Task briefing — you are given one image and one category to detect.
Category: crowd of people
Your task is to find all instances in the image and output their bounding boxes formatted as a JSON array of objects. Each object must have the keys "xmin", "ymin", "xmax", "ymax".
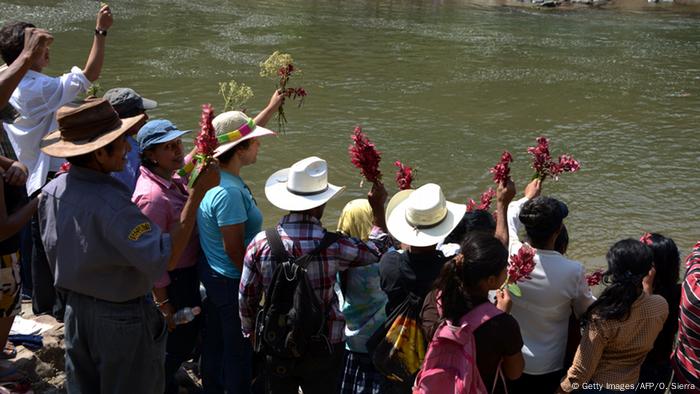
[{"xmin": 0, "ymin": 6, "xmax": 698, "ymax": 394}]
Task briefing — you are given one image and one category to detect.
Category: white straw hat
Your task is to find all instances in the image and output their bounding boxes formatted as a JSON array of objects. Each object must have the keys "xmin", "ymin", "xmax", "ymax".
[
  {"xmin": 264, "ymin": 156, "xmax": 345, "ymax": 211},
  {"xmin": 212, "ymin": 111, "xmax": 275, "ymax": 158},
  {"xmin": 385, "ymin": 183, "xmax": 465, "ymax": 247}
]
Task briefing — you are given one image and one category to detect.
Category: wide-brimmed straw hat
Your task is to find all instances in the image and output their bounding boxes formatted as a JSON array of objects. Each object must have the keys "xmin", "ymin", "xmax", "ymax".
[
  {"xmin": 40, "ymin": 98, "xmax": 146, "ymax": 158},
  {"xmin": 212, "ymin": 111, "xmax": 275, "ymax": 158},
  {"xmin": 265, "ymin": 156, "xmax": 345, "ymax": 211},
  {"xmin": 385, "ymin": 183, "xmax": 466, "ymax": 247}
]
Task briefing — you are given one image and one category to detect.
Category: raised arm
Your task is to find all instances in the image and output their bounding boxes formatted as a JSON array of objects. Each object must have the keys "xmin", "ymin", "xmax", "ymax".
[
  {"xmin": 167, "ymin": 162, "xmax": 219, "ymax": 270},
  {"xmin": 494, "ymin": 179, "xmax": 515, "ymax": 248},
  {"xmin": 82, "ymin": 5, "xmax": 113, "ymax": 82},
  {"xmin": 0, "ymin": 28, "xmax": 53, "ymax": 108},
  {"xmin": 253, "ymin": 90, "xmax": 285, "ymax": 128},
  {"xmin": 507, "ymin": 179, "xmax": 542, "ymax": 254}
]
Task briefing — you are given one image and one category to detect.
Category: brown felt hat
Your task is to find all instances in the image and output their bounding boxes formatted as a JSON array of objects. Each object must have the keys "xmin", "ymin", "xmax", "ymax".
[{"xmin": 40, "ymin": 98, "xmax": 146, "ymax": 158}]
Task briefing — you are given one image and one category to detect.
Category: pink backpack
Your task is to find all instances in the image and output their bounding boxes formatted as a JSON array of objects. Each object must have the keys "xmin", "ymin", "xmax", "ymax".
[{"xmin": 413, "ymin": 302, "xmax": 504, "ymax": 394}]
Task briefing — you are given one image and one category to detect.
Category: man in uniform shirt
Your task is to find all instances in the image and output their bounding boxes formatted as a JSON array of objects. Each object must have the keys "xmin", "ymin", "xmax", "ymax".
[{"xmin": 38, "ymin": 98, "xmax": 219, "ymax": 392}]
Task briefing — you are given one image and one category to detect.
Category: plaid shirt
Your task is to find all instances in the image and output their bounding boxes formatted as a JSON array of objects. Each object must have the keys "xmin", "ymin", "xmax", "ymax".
[{"xmin": 239, "ymin": 213, "xmax": 381, "ymax": 344}]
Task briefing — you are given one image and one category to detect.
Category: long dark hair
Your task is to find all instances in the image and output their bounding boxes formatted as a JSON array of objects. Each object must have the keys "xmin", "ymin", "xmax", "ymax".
[
  {"xmin": 443, "ymin": 210, "xmax": 496, "ymax": 245},
  {"xmin": 583, "ymin": 239, "xmax": 653, "ymax": 325},
  {"xmin": 435, "ymin": 232, "xmax": 508, "ymax": 324},
  {"xmin": 646, "ymin": 233, "xmax": 680, "ymax": 302}
]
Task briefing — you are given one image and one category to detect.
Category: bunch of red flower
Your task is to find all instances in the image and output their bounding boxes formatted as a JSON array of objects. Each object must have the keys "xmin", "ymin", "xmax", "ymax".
[
  {"xmin": 527, "ymin": 136, "xmax": 580, "ymax": 180},
  {"xmin": 490, "ymin": 151, "xmax": 513, "ymax": 186},
  {"xmin": 507, "ymin": 244, "xmax": 536, "ymax": 284},
  {"xmin": 466, "ymin": 188, "xmax": 496, "ymax": 213},
  {"xmin": 585, "ymin": 269, "xmax": 605, "ymax": 287},
  {"xmin": 179, "ymin": 104, "xmax": 218, "ymax": 186},
  {"xmin": 394, "ymin": 161, "xmax": 414, "ymax": 190},
  {"xmin": 195, "ymin": 104, "xmax": 217, "ymax": 155},
  {"xmin": 640, "ymin": 232, "xmax": 653, "ymax": 246},
  {"xmin": 349, "ymin": 126, "xmax": 382, "ymax": 184}
]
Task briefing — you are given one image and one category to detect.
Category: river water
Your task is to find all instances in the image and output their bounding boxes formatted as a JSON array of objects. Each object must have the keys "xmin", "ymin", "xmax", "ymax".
[{"xmin": 2, "ymin": 0, "xmax": 699, "ymax": 267}]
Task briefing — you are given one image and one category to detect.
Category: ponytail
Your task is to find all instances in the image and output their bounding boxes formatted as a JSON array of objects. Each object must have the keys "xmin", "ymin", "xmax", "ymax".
[{"xmin": 434, "ymin": 232, "xmax": 508, "ymax": 325}]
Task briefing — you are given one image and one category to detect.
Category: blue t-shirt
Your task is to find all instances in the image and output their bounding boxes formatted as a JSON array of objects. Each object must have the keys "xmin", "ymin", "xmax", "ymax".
[
  {"xmin": 197, "ymin": 171, "xmax": 263, "ymax": 279},
  {"xmin": 111, "ymin": 135, "xmax": 140, "ymax": 192}
]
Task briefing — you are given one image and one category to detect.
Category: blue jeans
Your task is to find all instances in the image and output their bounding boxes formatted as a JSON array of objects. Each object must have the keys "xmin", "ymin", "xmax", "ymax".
[{"xmin": 199, "ymin": 262, "xmax": 252, "ymax": 394}]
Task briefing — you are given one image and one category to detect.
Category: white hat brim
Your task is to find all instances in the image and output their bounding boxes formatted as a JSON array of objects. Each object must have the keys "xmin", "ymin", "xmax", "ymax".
[
  {"xmin": 264, "ymin": 168, "xmax": 345, "ymax": 211},
  {"xmin": 213, "ymin": 125, "xmax": 276, "ymax": 158},
  {"xmin": 385, "ymin": 189, "xmax": 466, "ymax": 247}
]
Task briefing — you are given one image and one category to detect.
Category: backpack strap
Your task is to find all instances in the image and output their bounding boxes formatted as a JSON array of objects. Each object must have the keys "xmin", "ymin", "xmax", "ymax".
[
  {"xmin": 461, "ymin": 302, "xmax": 504, "ymax": 331},
  {"xmin": 296, "ymin": 231, "xmax": 341, "ymax": 269},
  {"xmin": 310, "ymin": 231, "xmax": 341, "ymax": 255},
  {"xmin": 265, "ymin": 227, "xmax": 290, "ymax": 264}
]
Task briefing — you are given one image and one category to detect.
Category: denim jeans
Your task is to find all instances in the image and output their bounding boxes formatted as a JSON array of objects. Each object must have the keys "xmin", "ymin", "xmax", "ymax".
[
  {"xmin": 63, "ymin": 291, "xmax": 167, "ymax": 394},
  {"xmin": 199, "ymin": 262, "xmax": 252, "ymax": 394}
]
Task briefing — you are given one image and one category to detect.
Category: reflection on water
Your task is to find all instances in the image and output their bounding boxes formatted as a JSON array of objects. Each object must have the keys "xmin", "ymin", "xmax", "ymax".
[{"xmin": 2, "ymin": 0, "xmax": 699, "ymax": 266}]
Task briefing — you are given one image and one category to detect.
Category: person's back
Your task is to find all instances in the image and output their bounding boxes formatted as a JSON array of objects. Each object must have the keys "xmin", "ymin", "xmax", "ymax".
[
  {"xmin": 509, "ymin": 250, "xmax": 590, "ymax": 373},
  {"xmin": 239, "ymin": 156, "xmax": 387, "ymax": 394},
  {"xmin": 672, "ymin": 241, "xmax": 700, "ymax": 389},
  {"xmin": 506, "ymin": 184, "xmax": 595, "ymax": 392},
  {"xmin": 559, "ymin": 239, "xmax": 668, "ymax": 393}
]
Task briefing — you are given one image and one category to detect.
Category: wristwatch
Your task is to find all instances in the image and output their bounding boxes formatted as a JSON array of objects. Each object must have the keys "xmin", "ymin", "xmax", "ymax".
[{"xmin": 95, "ymin": 28, "xmax": 108, "ymax": 37}]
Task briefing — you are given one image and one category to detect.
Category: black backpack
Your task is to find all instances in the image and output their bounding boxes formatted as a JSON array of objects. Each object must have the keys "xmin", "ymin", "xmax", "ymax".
[{"xmin": 254, "ymin": 228, "xmax": 340, "ymax": 359}]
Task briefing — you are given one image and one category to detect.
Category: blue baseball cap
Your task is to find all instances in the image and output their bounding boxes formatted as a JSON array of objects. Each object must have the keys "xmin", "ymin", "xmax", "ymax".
[{"xmin": 136, "ymin": 119, "xmax": 190, "ymax": 153}]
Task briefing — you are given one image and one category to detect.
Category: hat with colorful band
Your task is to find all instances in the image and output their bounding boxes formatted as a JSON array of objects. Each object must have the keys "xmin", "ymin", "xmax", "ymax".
[{"xmin": 212, "ymin": 111, "xmax": 275, "ymax": 158}]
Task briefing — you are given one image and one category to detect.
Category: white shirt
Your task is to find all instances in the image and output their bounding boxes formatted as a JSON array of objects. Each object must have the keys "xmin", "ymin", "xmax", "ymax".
[
  {"xmin": 4, "ymin": 67, "xmax": 91, "ymax": 195},
  {"xmin": 507, "ymin": 197, "xmax": 595, "ymax": 375}
]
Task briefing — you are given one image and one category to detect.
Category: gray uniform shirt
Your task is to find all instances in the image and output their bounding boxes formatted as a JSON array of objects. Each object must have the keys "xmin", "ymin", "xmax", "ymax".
[{"xmin": 39, "ymin": 165, "xmax": 172, "ymax": 302}]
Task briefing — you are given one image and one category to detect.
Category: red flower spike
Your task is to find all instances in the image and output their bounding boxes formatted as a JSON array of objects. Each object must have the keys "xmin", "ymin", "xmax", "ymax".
[
  {"xmin": 508, "ymin": 244, "xmax": 536, "ymax": 284},
  {"xmin": 490, "ymin": 151, "xmax": 513, "ymax": 186},
  {"xmin": 527, "ymin": 136, "xmax": 580, "ymax": 180},
  {"xmin": 466, "ymin": 199, "xmax": 477, "ymax": 213},
  {"xmin": 394, "ymin": 160, "xmax": 415, "ymax": 191},
  {"xmin": 478, "ymin": 188, "xmax": 496, "ymax": 211},
  {"xmin": 349, "ymin": 126, "xmax": 382, "ymax": 184},
  {"xmin": 195, "ymin": 104, "xmax": 217, "ymax": 156},
  {"xmin": 586, "ymin": 269, "xmax": 605, "ymax": 287},
  {"xmin": 640, "ymin": 232, "xmax": 653, "ymax": 246}
]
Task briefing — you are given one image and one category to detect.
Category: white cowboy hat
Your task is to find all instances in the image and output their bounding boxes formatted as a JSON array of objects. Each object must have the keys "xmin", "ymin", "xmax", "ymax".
[
  {"xmin": 265, "ymin": 156, "xmax": 345, "ymax": 211},
  {"xmin": 212, "ymin": 111, "xmax": 275, "ymax": 158},
  {"xmin": 385, "ymin": 183, "xmax": 466, "ymax": 247}
]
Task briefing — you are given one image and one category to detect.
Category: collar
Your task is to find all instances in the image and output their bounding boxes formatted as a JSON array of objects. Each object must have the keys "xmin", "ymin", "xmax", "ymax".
[
  {"xmin": 220, "ymin": 170, "xmax": 243, "ymax": 185},
  {"xmin": 138, "ymin": 165, "xmax": 179, "ymax": 190},
  {"xmin": 69, "ymin": 165, "xmax": 131, "ymax": 194},
  {"xmin": 537, "ymin": 249, "xmax": 563, "ymax": 257},
  {"xmin": 279, "ymin": 213, "xmax": 323, "ymax": 227}
]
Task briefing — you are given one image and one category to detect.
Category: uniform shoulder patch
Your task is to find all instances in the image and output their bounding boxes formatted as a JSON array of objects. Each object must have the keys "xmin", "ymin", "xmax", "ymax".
[{"xmin": 128, "ymin": 222, "xmax": 152, "ymax": 241}]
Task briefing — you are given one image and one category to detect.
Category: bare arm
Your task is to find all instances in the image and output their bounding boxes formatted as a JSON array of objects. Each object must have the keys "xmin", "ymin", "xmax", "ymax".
[
  {"xmin": 0, "ymin": 28, "xmax": 53, "ymax": 108},
  {"xmin": 502, "ymin": 352, "xmax": 525, "ymax": 381},
  {"xmin": 166, "ymin": 163, "xmax": 219, "ymax": 270},
  {"xmin": 253, "ymin": 90, "xmax": 284, "ymax": 128},
  {"xmin": 494, "ymin": 179, "xmax": 515, "ymax": 248},
  {"xmin": 368, "ymin": 181, "xmax": 388, "ymax": 233},
  {"xmin": 0, "ymin": 176, "xmax": 38, "ymax": 241},
  {"xmin": 221, "ymin": 223, "xmax": 246, "ymax": 272},
  {"xmin": 82, "ymin": 5, "xmax": 113, "ymax": 82}
]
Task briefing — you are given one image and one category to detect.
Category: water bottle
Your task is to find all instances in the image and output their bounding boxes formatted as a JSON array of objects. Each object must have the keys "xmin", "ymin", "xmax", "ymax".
[{"xmin": 173, "ymin": 306, "xmax": 201, "ymax": 325}]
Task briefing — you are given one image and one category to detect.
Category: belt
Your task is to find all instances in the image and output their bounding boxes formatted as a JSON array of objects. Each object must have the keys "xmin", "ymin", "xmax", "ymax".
[{"xmin": 59, "ymin": 288, "xmax": 146, "ymax": 305}]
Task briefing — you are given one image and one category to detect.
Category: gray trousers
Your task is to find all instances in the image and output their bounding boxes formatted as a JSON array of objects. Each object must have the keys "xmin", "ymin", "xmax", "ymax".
[{"xmin": 63, "ymin": 291, "xmax": 167, "ymax": 394}]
